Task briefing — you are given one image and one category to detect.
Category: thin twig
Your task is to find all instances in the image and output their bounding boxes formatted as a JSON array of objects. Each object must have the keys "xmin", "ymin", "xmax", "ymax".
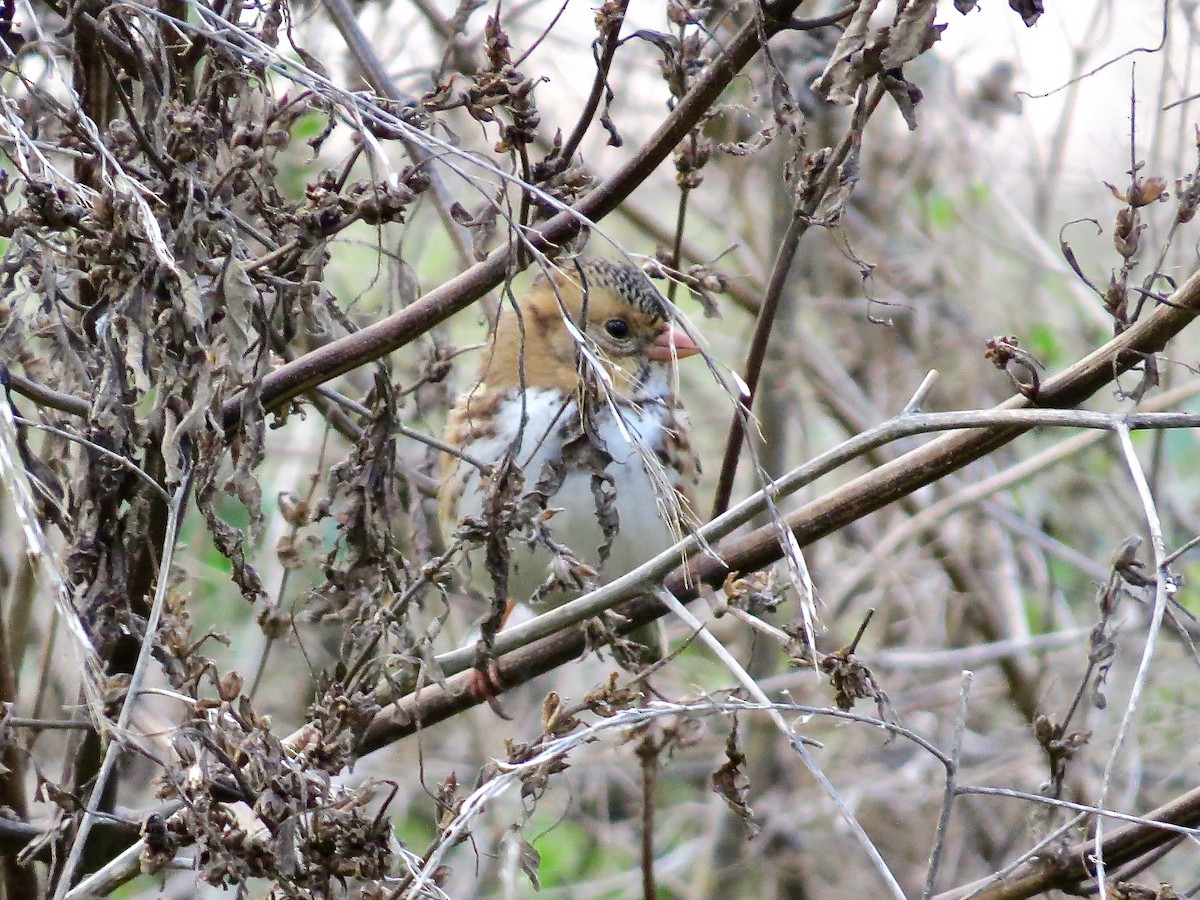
[
  {"xmin": 638, "ymin": 729, "xmax": 658, "ymax": 900},
  {"xmin": 706, "ymin": 597, "xmax": 793, "ymax": 645},
  {"xmin": 1164, "ymin": 530, "xmax": 1200, "ymax": 567},
  {"xmin": 785, "ymin": 4, "xmax": 857, "ymax": 30},
  {"xmin": 1089, "ymin": 423, "xmax": 1173, "ymax": 888},
  {"xmin": 13, "ymin": 416, "xmax": 169, "ymax": 503},
  {"xmin": 954, "ymin": 785, "xmax": 1199, "ymax": 839},
  {"xmin": 903, "ymin": 369, "xmax": 941, "ymax": 414},
  {"xmin": 861, "ymin": 629, "xmax": 1092, "ymax": 672},
  {"xmin": 559, "ymin": 0, "xmax": 630, "ymax": 162},
  {"xmin": 3, "ymin": 717, "xmax": 94, "ymax": 731},
  {"xmin": 922, "ymin": 671, "xmax": 973, "ymax": 900}
]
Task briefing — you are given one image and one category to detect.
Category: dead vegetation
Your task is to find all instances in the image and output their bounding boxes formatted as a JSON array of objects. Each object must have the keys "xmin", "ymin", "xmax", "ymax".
[{"xmin": 3, "ymin": 0, "xmax": 1200, "ymax": 898}]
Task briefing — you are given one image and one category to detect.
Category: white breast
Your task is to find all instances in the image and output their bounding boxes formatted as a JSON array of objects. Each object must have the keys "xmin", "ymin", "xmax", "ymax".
[{"xmin": 453, "ymin": 386, "xmax": 685, "ymax": 606}]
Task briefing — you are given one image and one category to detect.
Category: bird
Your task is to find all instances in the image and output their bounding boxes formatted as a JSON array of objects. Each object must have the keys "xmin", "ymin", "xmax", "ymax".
[{"xmin": 438, "ymin": 258, "xmax": 702, "ymax": 692}]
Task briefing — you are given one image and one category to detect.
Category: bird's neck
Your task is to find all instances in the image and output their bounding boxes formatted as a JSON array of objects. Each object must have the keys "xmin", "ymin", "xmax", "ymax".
[{"xmin": 614, "ymin": 358, "xmax": 675, "ymax": 405}]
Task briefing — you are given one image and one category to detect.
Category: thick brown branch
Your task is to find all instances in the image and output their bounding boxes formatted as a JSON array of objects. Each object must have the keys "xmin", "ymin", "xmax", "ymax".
[
  {"xmin": 934, "ymin": 784, "xmax": 1200, "ymax": 899},
  {"xmin": 229, "ymin": 0, "xmax": 810, "ymax": 428},
  {"xmin": 361, "ymin": 264, "xmax": 1200, "ymax": 751}
]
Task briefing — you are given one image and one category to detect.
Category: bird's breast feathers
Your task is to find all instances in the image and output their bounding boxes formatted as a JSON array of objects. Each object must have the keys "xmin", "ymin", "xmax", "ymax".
[{"xmin": 443, "ymin": 385, "xmax": 696, "ymax": 602}]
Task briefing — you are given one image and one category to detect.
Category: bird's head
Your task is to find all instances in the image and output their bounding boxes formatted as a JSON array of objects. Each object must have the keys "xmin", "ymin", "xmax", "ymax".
[{"xmin": 482, "ymin": 259, "xmax": 701, "ymax": 397}]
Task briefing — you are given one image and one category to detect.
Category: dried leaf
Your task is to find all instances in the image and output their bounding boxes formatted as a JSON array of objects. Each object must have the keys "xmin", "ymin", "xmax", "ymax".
[
  {"xmin": 1009, "ymin": 0, "xmax": 1044, "ymax": 27},
  {"xmin": 882, "ymin": 70, "xmax": 925, "ymax": 131},
  {"xmin": 879, "ymin": 0, "xmax": 939, "ymax": 71},
  {"xmin": 504, "ymin": 826, "xmax": 543, "ymax": 889},
  {"xmin": 711, "ymin": 717, "xmax": 759, "ymax": 838},
  {"xmin": 812, "ymin": 0, "xmax": 882, "ymax": 104}
]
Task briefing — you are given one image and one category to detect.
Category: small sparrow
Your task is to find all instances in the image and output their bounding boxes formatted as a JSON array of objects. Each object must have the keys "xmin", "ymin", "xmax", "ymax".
[{"xmin": 439, "ymin": 259, "xmax": 702, "ymax": 677}]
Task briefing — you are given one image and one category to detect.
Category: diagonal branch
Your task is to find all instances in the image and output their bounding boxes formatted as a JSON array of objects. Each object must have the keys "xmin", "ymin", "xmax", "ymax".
[
  {"xmin": 934, "ymin": 784, "xmax": 1200, "ymax": 900},
  {"xmin": 696, "ymin": 266, "xmax": 1200, "ymax": 582},
  {"xmin": 226, "ymin": 0, "xmax": 813, "ymax": 428},
  {"xmin": 361, "ymin": 261, "xmax": 1200, "ymax": 749}
]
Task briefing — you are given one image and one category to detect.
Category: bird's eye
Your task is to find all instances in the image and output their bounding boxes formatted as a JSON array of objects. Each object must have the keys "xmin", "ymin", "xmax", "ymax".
[{"xmin": 604, "ymin": 318, "xmax": 631, "ymax": 340}]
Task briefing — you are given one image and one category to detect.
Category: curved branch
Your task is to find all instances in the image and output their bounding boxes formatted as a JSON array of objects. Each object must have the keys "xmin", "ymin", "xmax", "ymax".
[
  {"xmin": 4, "ymin": 370, "xmax": 90, "ymax": 418},
  {"xmin": 934, "ymin": 783, "xmax": 1200, "ymax": 899},
  {"xmin": 361, "ymin": 262, "xmax": 1200, "ymax": 750},
  {"xmin": 227, "ymin": 0, "xmax": 811, "ymax": 428}
]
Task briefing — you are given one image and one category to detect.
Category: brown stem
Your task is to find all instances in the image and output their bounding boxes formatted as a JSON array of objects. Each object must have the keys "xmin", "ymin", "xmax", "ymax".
[
  {"xmin": 638, "ymin": 734, "xmax": 659, "ymax": 900},
  {"xmin": 559, "ymin": 0, "xmax": 630, "ymax": 163},
  {"xmin": 709, "ymin": 207, "xmax": 808, "ymax": 516},
  {"xmin": 934, "ymin": 788, "xmax": 1200, "ymax": 900},
  {"xmin": 711, "ymin": 83, "xmax": 886, "ymax": 516}
]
